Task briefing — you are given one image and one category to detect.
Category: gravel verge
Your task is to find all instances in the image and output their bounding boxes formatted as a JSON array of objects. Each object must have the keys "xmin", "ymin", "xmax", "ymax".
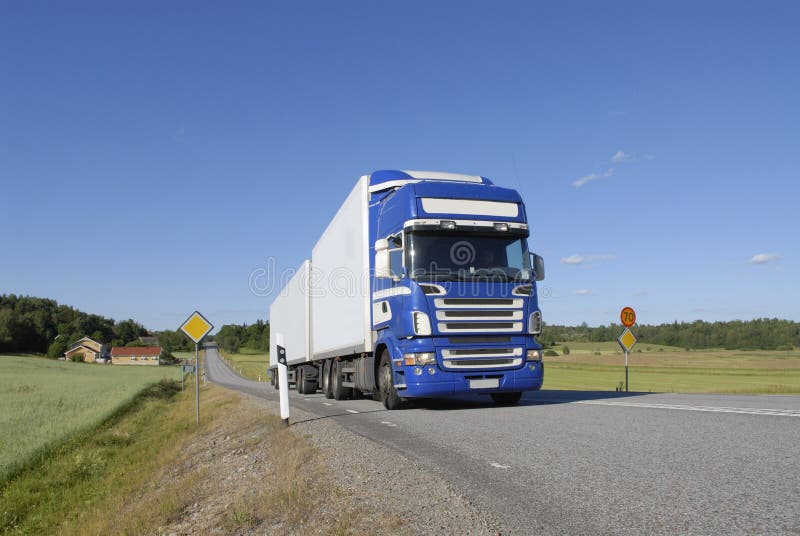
[{"xmin": 237, "ymin": 391, "xmax": 504, "ymax": 535}]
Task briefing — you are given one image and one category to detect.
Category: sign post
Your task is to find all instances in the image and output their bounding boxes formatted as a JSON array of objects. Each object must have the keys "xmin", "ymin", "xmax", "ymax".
[
  {"xmin": 617, "ymin": 307, "xmax": 637, "ymax": 392},
  {"xmin": 276, "ymin": 332, "xmax": 290, "ymax": 426},
  {"xmin": 179, "ymin": 311, "xmax": 214, "ymax": 425}
]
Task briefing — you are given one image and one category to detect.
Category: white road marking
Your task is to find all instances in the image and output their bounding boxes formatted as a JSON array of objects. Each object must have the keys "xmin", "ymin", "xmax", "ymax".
[
  {"xmin": 346, "ymin": 409, "xmax": 359, "ymax": 414},
  {"xmin": 490, "ymin": 462, "xmax": 510, "ymax": 469},
  {"xmin": 323, "ymin": 402, "xmax": 332, "ymax": 406},
  {"xmin": 576, "ymin": 400, "xmax": 800, "ymax": 417},
  {"xmin": 381, "ymin": 421, "xmax": 398, "ymax": 427}
]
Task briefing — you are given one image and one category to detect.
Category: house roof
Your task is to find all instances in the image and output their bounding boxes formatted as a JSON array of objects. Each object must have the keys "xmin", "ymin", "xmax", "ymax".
[
  {"xmin": 67, "ymin": 337, "xmax": 102, "ymax": 352},
  {"xmin": 111, "ymin": 346, "xmax": 162, "ymax": 357},
  {"xmin": 65, "ymin": 344, "xmax": 99, "ymax": 355}
]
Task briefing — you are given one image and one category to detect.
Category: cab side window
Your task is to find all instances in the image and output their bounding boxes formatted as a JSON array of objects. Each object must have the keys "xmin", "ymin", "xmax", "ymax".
[{"xmin": 388, "ymin": 234, "xmax": 403, "ymax": 278}]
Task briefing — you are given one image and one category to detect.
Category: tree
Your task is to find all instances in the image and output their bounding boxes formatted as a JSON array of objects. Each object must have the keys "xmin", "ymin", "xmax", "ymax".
[{"xmin": 114, "ymin": 319, "xmax": 147, "ymax": 345}]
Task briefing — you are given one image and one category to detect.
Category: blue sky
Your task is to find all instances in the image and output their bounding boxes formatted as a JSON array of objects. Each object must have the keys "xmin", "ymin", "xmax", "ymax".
[{"xmin": 1, "ymin": 1, "xmax": 798, "ymax": 331}]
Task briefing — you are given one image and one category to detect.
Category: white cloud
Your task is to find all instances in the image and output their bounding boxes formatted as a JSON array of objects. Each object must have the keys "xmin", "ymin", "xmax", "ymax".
[
  {"xmin": 572, "ymin": 167, "xmax": 614, "ymax": 188},
  {"xmin": 749, "ymin": 253, "xmax": 781, "ymax": 265},
  {"xmin": 611, "ymin": 150, "xmax": 631, "ymax": 163},
  {"xmin": 560, "ymin": 255, "xmax": 585, "ymax": 265},
  {"xmin": 560, "ymin": 253, "xmax": 615, "ymax": 265},
  {"xmin": 574, "ymin": 289, "xmax": 592, "ymax": 296}
]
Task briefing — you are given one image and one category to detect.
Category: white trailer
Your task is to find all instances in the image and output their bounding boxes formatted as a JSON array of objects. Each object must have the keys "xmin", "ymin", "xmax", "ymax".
[
  {"xmin": 269, "ymin": 176, "xmax": 371, "ymax": 392},
  {"xmin": 269, "ymin": 259, "xmax": 312, "ymax": 369},
  {"xmin": 310, "ymin": 176, "xmax": 371, "ymax": 359}
]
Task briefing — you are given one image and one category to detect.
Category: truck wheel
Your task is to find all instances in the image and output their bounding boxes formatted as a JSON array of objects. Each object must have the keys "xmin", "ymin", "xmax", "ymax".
[
  {"xmin": 301, "ymin": 367, "xmax": 317, "ymax": 394},
  {"xmin": 379, "ymin": 351, "xmax": 402, "ymax": 410},
  {"xmin": 332, "ymin": 360, "xmax": 352, "ymax": 400},
  {"xmin": 271, "ymin": 370, "xmax": 278, "ymax": 389},
  {"xmin": 322, "ymin": 360, "xmax": 333, "ymax": 398},
  {"xmin": 490, "ymin": 392, "xmax": 522, "ymax": 405},
  {"xmin": 296, "ymin": 367, "xmax": 304, "ymax": 393}
]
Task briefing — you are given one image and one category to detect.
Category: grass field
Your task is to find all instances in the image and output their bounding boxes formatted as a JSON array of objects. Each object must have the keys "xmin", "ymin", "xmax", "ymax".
[
  {"xmin": 1, "ymin": 381, "xmax": 400, "ymax": 534},
  {"xmin": 216, "ymin": 343, "xmax": 800, "ymax": 394},
  {"xmin": 544, "ymin": 345, "xmax": 800, "ymax": 393},
  {"xmin": 219, "ymin": 347, "xmax": 269, "ymax": 381},
  {"xmin": 0, "ymin": 355, "xmax": 180, "ymax": 483},
  {"xmin": 551, "ymin": 341, "xmax": 684, "ymax": 354}
]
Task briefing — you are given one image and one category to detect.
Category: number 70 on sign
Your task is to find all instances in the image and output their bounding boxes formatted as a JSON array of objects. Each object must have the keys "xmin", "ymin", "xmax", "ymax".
[{"xmin": 620, "ymin": 307, "xmax": 636, "ymax": 328}]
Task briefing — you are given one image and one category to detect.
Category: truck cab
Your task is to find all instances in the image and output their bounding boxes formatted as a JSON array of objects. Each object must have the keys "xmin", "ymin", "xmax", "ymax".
[{"xmin": 368, "ymin": 170, "xmax": 545, "ymax": 407}]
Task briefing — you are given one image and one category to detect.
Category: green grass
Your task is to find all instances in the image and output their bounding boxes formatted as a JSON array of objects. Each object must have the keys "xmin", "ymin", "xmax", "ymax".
[
  {"xmin": 554, "ymin": 341, "xmax": 684, "ymax": 354},
  {"xmin": 1, "ymin": 379, "xmax": 401, "ymax": 535},
  {"xmin": 0, "ymin": 355, "xmax": 180, "ymax": 483},
  {"xmin": 219, "ymin": 347, "xmax": 269, "ymax": 381},
  {"xmin": 0, "ymin": 381, "xmax": 231, "ymax": 535},
  {"xmin": 543, "ymin": 346, "xmax": 800, "ymax": 393}
]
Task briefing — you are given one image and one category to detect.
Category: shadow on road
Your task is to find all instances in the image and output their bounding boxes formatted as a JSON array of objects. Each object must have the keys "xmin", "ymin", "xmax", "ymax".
[
  {"xmin": 412, "ymin": 389, "xmax": 651, "ymax": 411},
  {"xmin": 288, "ymin": 408, "xmax": 388, "ymax": 426}
]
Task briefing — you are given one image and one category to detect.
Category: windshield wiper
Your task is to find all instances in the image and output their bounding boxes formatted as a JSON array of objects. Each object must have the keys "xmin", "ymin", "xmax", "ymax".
[{"xmin": 457, "ymin": 269, "xmax": 515, "ymax": 282}]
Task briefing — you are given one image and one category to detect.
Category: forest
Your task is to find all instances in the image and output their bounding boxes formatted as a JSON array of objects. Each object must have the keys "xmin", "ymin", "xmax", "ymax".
[
  {"xmin": 212, "ymin": 320, "xmax": 269, "ymax": 354},
  {"xmin": 213, "ymin": 317, "xmax": 798, "ymax": 353},
  {"xmin": 2, "ymin": 295, "xmax": 797, "ymax": 358},
  {"xmin": 0, "ymin": 295, "xmax": 194, "ymax": 357},
  {"xmin": 540, "ymin": 318, "xmax": 799, "ymax": 350}
]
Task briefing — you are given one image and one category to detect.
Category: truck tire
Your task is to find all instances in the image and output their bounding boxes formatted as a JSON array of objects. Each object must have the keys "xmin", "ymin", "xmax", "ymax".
[
  {"xmin": 322, "ymin": 359, "xmax": 333, "ymax": 399},
  {"xmin": 296, "ymin": 367, "xmax": 304, "ymax": 393},
  {"xmin": 379, "ymin": 351, "xmax": 403, "ymax": 410},
  {"xmin": 490, "ymin": 392, "xmax": 522, "ymax": 405},
  {"xmin": 271, "ymin": 370, "xmax": 278, "ymax": 389},
  {"xmin": 302, "ymin": 367, "xmax": 317, "ymax": 394},
  {"xmin": 332, "ymin": 360, "xmax": 352, "ymax": 400}
]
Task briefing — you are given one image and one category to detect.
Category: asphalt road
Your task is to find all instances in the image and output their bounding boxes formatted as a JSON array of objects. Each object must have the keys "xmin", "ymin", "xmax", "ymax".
[{"xmin": 203, "ymin": 346, "xmax": 800, "ymax": 535}]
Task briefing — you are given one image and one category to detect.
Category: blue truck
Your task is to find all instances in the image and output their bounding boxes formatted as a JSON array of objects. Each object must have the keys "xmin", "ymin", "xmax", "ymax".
[{"xmin": 269, "ymin": 170, "xmax": 545, "ymax": 409}]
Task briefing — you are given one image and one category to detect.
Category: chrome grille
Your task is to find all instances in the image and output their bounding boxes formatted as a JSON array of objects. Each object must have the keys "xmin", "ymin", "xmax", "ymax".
[
  {"xmin": 444, "ymin": 358, "xmax": 521, "ymax": 369},
  {"xmin": 441, "ymin": 347, "xmax": 523, "ymax": 370},
  {"xmin": 436, "ymin": 310, "xmax": 523, "ymax": 321},
  {"xmin": 434, "ymin": 298, "xmax": 523, "ymax": 309},
  {"xmin": 435, "ymin": 298, "xmax": 525, "ymax": 334}
]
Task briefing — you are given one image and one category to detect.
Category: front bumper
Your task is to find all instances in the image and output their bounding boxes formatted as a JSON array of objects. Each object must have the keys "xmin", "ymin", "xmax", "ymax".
[{"xmin": 396, "ymin": 360, "xmax": 543, "ymax": 398}]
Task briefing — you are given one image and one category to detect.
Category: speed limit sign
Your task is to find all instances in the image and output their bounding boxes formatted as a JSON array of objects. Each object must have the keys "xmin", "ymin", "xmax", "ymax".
[{"xmin": 620, "ymin": 307, "xmax": 636, "ymax": 327}]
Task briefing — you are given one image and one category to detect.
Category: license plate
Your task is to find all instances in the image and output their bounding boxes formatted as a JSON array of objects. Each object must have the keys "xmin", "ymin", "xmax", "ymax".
[{"xmin": 469, "ymin": 378, "xmax": 499, "ymax": 389}]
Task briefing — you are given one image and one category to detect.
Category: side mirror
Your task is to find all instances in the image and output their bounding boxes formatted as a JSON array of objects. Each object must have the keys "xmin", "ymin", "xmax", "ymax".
[
  {"xmin": 532, "ymin": 253, "xmax": 545, "ymax": 281},
  {"xmin": 375, "ymin": 239, "xmax": 391, "ymax": 278}
]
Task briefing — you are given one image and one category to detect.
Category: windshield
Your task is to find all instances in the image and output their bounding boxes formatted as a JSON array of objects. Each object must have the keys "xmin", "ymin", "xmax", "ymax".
[{"xmin": 406, "ymin": 232, "xmax": 531, "ymax": 282}]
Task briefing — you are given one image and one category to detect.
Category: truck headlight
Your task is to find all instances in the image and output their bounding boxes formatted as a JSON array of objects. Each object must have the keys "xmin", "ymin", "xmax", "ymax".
[
  {"xmin": 403, "ymin": 352, "xmax": 436, "ymax": 366},
  {"xmin": 412, "ymin": 311, "xmax": 431, "ymax": 335},
  {"xmin": 526, "ymin": 349, "xmax": 542, "ymax": 362},
  {"xmin": 528, "ymin": 311, "xmax": 542, "ymax": 335}
]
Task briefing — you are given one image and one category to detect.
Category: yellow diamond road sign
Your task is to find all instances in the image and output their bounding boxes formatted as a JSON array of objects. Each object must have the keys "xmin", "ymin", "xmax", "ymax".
[
  {"xmin": 618, "ymin": 328, "xmax": 637, "ymax": 353},
  {"xmin": 180, "ymin": 311, "xmax": 214, "ymax": 343}
]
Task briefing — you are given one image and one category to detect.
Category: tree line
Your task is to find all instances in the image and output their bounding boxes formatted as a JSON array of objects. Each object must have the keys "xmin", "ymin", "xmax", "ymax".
[
  {"xmin": 541, "ymin": 318, "xmax": 799, "ymax": 350},
  {"xmin": 213, "ymin": 320, "xmax": 269, "ymax": 354},
  {"xmin": 3, "ymin": 294, "xmax": 796, "ymax": 357},
  {"xmin": 0, "ymin": 295, "xmax": 194, "ymax": 358}
]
